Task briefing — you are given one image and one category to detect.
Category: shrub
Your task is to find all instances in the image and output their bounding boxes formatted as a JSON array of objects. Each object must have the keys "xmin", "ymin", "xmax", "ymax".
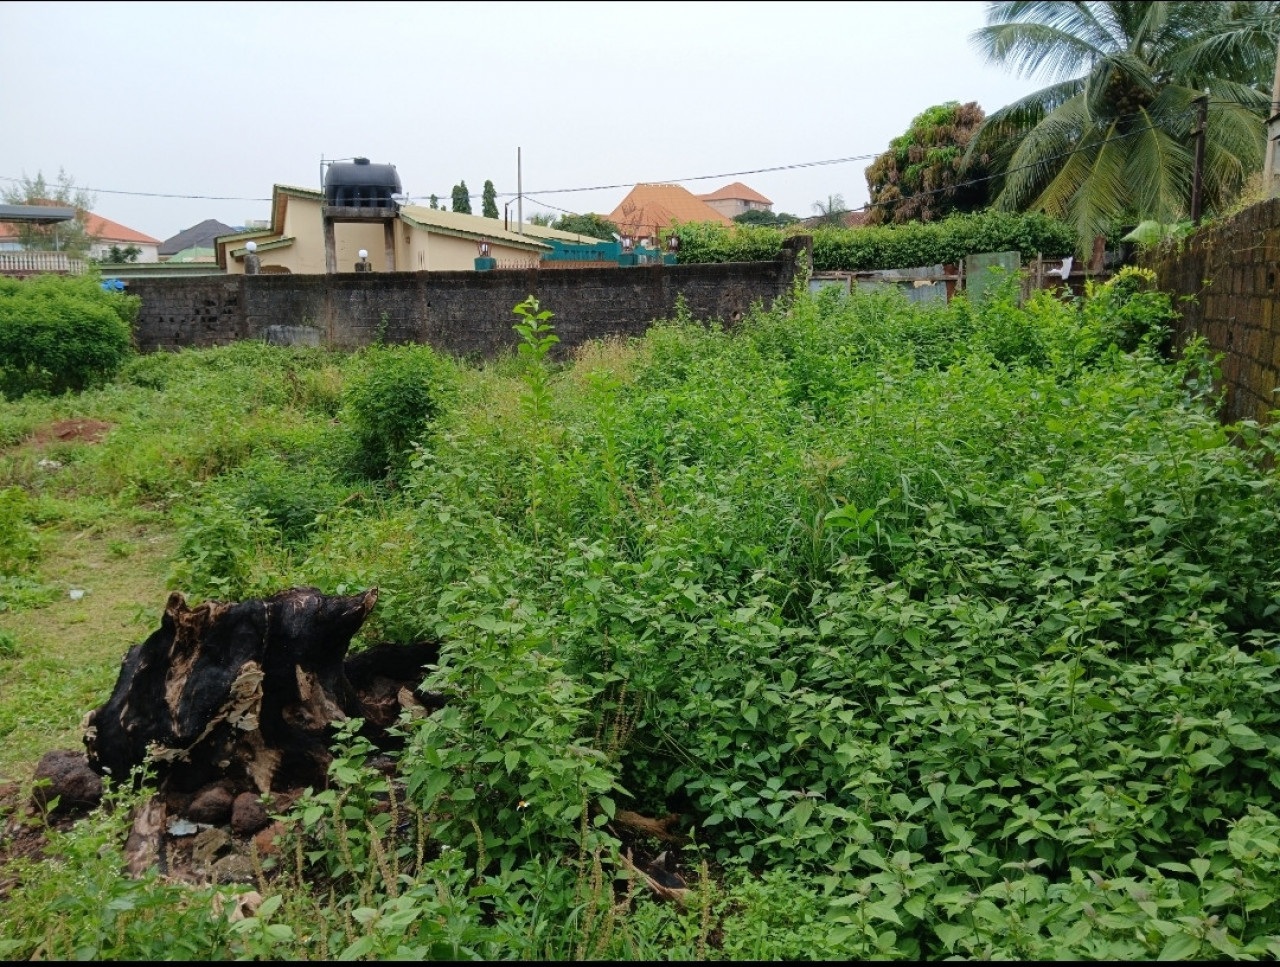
[
  {"xmin": 204, "ymin": 453, "xmax": 351, "ymax": 546},
  {"xmin": 338, "ymin": 344, "xmax": 455, "ymax": 479},
  {"xmin": 169, "ymin": 493, "xmax": 276, "ymax": 600},
  {"xmin": 674, "ymin": 210, "xmax": 1076, "ymax": 272},
  {"xmin": 0, "ymin": 273, "xmax": 137, "ymax": 397},
  {"xmin": 1081, "ymin": 265, "xmax": 1179, "ymax": 353}
]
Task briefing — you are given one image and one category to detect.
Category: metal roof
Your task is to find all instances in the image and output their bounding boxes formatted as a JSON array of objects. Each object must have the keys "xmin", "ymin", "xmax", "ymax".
[
  {"xmin": 0, "ymin": 204, "xmax": 76, "ymax": 225},
  {"xmin": 399, "ymin": 206, "xmax": 551, "ymax": 251}
]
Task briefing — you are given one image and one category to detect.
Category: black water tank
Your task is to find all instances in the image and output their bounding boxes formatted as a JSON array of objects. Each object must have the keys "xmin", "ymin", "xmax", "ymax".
[{"xmin": 324, "ymin": 157, "xmax": 402, "ymax": 208}]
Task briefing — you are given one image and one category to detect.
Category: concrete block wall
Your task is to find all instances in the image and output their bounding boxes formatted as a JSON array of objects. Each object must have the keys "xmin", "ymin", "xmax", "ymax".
[
  {"xmin": 1145, "ymin": 198, "xmax": 1280, "ymax": 425},
  {"xmin": 129, "ymin": 277, "xmax": 247, "ymax": 352},
  {"xmin": 130, "ymin": 248, "xmax": 805, "ymax": 361}
]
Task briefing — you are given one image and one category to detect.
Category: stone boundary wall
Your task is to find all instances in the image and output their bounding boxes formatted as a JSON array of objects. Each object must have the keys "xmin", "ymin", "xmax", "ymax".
[
  {"xmin": 130, "ymin": 239, "xmax": 809, "ymax": 360},
  {"xmin": 1144, "ymin": 198, "xmax": 1280, "ymax": 425}
]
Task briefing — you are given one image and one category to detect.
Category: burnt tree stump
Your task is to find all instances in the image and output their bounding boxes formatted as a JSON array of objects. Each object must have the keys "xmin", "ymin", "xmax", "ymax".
[{"xmin": 84, "ymin": 587, "xmax": 438, "ymax": 795}]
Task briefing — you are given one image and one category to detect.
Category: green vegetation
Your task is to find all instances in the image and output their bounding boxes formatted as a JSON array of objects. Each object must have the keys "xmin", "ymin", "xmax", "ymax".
[
  {"xmin": 675, "ymin": 209, "xmax": 1076, "ymax": 270},
  {"xmin": 971, "ymin": 0, "xmax": 1280, "ymax": 249},
  {"xmin": 0, "ymin": 169, "xmax": 97, "ymax": 258},
  {"xmin": 0, "ymin": 273, "xmax": 138, "ymax": 398},
  {"xmin": 732, "ymin": 210, "xmax": 800, "ymax": 228},
  {"xmin": 482, "ymin": 179, "xmax": 499, "ymax": 219},
  {"xmin": 865, "ymin": 101, "xmax": 990, "ymax": 225},
  {"xmin": 554, "ymin": 213, "xmax": 622, "ymax": 242},
  {"xmin": 810, "ymin": 193, "xmax": 848, "ymax": 227},
  {"xmin": 3, "ymin": 277, "xmax": 1280, "ymax": 959},
  {"xmin": 452, "ymin": 180, "xmax": 472, "ymax": 215}
]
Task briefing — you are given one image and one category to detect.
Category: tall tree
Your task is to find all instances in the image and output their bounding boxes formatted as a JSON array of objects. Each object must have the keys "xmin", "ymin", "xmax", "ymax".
[
  {"xmin": 1, "ymin": 169, "xmax": 97, "ymax": 257},
  {"xmin": 811, "ymin": 194, "xmax": 848, "ymax": 227},
  {"xmin": 733, "ymin": 210, "xmax": 800, "ymax": 227},
  {"xmin": 451, "ymin": 181, "xmax": 472, "ymax": 215},
  {"xmin": 482, "ymin": 180, "xmax": 499, "ymax": 219},
  {"xmin": 553, "ymin": 213, "xmax": 620, "ymax": 241},
  {"xmin": 970, "ymin": 1, "xmax": 1280, "ymax": 249},
  {"xmin": 865, "ymin": 102, "xmax": 991, "ymax": 225},
  {"xmin": 429, "ymin": 194, "xmax": 440, "ymax": 210}
]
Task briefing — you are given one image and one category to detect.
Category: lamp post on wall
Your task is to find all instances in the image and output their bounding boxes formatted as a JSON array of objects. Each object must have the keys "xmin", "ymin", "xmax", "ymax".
[
  {"xmin": 355, "ymin": 248, "xmax": 372, "ymax": 273},
  {"xmin": 475, "ymin": 238, "xmax": 496, "ymax": 272},
  {"xmin": 664, "ymin": 232, "xmax": 680, "ymax": 265},
  {"xmin": 244, "ymin": 239, "xmax": 261, "ymax": 275},
  {"xmin": 618, "ymin": 233, "xmax": 637, "ymax": 266}
]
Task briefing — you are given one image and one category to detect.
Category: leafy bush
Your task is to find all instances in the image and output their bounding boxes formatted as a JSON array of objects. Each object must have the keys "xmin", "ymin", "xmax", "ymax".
[
  {"xmin": 169, "ymin": 493, "xmax": 277, "ymax": 600},
  {"xmin": 0, "ymin": 273, "xmax": 137, "ymax": 398},
  {"xmin": 202, "ymin": 453, "xmax": 352, "ymax": 546},
  {"xmin": 674, "ymin": 210, "xmax": 1076, "ymax": 272},
  {"xmin": 338, "ymin": 344, "xmax": 455, "ymax": 479},
  {"xmin": 1081, "ymin": 265, "xmax": 1179, "ymax": 353}
]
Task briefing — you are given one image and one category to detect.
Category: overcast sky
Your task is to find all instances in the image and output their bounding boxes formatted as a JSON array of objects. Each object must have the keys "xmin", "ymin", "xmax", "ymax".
[{"xmin": 2, "ymin": 1, "xmax": 1044, "ymax": 242}]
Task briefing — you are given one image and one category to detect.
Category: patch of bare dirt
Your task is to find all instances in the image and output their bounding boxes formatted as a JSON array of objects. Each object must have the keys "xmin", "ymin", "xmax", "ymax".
[
  {"xmin": 27, "ymin": 419, "xmax": 113, "ymax": 448},
  {"xmin": 0, "ymin": 782, "xmax": 77, "ymax": 901}
]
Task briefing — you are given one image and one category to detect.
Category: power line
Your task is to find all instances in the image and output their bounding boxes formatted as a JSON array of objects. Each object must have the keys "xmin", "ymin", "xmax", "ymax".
[
  {"xmin": 0, "ymin": 100, "xmax": 1218, "ymax": 214},
  {"xmin": 0, "ymin": 175, "xmax": 270, "ymax": 203},
  {"xmin": 862, "ymin": 113, "xmax": 1195, "ymax": 213}
]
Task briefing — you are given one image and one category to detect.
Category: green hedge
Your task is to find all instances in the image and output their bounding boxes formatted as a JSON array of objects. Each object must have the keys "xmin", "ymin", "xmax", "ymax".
[
  {"xmin": 0, "ymin": 273, "xmax": 137, "ymax": 398},
  {"xmin": 674, "ymin": 210, "xmax": 1076, "ymax": 272}
]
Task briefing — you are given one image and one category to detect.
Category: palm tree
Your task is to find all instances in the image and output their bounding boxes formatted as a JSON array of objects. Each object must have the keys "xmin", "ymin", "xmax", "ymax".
[
  {"xmin": 970, "ymin": 1, "xmax": 1279, "ymax": 249},
  {"xmin": 811, "ymin": 193, "xmax": 848, "ymax": 227}
]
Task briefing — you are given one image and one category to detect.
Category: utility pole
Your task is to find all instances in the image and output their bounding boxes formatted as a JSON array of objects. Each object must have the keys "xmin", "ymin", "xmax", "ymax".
[
  {"xmin": 517, "ymin": 147, "xmax": 523, "ymax": 235},
  {"xmin": 1190, "ymin": 93, "xmax": 1208, "ymax": 225}
]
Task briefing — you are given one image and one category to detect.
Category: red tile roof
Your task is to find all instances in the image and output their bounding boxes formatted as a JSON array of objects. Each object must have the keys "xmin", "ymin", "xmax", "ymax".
[
  {"xmin": 698, "ymin": 181, "xmax": 772, "ymax": 205},
  {"xmin": 0, "ymin": 201, "xmax": 159, "ymax": 244},
  {"xmin": 83, "ymin": 212, "xmax": 161, "ymax": 245},
  {"xmin": 606, "ymin": 184, "xmax": 732, "ymax": 236}
]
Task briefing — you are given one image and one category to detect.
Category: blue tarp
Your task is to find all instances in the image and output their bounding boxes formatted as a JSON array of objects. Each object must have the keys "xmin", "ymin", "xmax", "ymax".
[{"xmin": 100, "ymin": 279, "xmax": 126, "ymax": 291}]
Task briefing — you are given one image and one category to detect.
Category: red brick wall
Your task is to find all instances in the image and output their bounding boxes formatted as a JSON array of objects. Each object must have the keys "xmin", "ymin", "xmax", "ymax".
[{"xmin": 1145, "ymin": 198, "xmax": 1280, "ymax": 425}]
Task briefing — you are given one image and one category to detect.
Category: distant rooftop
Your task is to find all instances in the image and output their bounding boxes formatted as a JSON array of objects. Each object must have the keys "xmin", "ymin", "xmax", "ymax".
[
  {"xmin": 0, "ymin": 204, "xmax": 76, "ymax": 225},
  {"xmin": 161, "ymin": 218, "xmax": 237, "ymax": 256},
  {"xmin": 606, "ymin": 184, "xmax": 732, "ymax": 236},
  {"xmin": 698, "ymin": 182, "xmax": 772, "ymax": 205}
]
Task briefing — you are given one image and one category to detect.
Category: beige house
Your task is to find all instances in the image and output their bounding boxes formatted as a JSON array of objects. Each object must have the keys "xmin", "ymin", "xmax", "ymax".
[
  {"xmin": 215, "ymin": 185, "xmax": 551, "ymax": 274},
  {"xmin": 697, "ymin": 182, "xmax": 773, "ymax": 220}
]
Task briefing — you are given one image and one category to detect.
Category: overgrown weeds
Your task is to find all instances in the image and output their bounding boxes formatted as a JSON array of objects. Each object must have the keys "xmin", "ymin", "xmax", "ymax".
[{"xmin": 3, "ymin": 277, "xmax": 1280, "ymax": 958}]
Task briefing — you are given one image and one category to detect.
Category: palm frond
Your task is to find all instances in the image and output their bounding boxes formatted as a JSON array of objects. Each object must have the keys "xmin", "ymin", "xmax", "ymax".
[
  {"xmin": 1122, "ymin": 118, "xmax": 1193, "ymax": 221},
  {"xmin": 973, "ymin": 20, "xmax": 1105, "ymax": 78},
  {"xmin": 1060, "ymin": 125, "xmax": 1131, "ymax": 246},
  {"xmin": 986, "ymin": 1, "xmax": 1121, "ymax": 53},
  {"xmin": 994, "ymin": 96, "xmax": 1092, "ymax": 209},
  {"xmin": 1165, "ymin": 3, "xmax": 1280, "ymax": 86}
]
